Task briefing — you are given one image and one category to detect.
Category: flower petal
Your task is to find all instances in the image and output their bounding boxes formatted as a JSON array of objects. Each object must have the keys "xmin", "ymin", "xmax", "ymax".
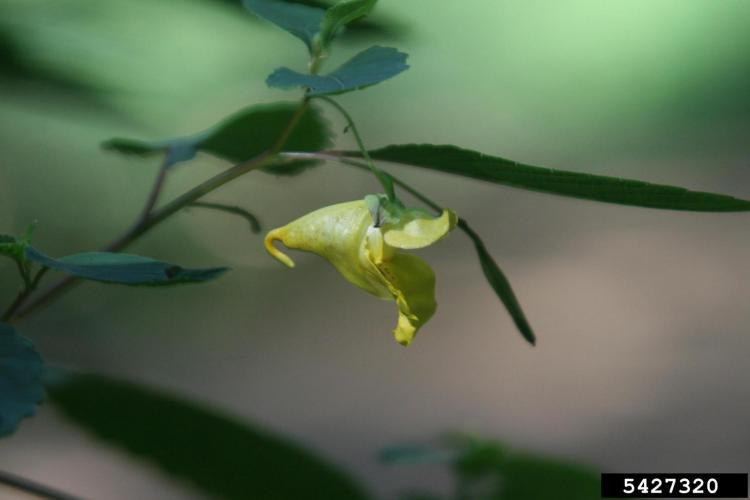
[
  {"xmin": 370, "ymin": 252, "xmax": 437, "ymax": 346},
  {"xmin": 383, "ymin": 209, "xmax": 457, "ymax": 250}
]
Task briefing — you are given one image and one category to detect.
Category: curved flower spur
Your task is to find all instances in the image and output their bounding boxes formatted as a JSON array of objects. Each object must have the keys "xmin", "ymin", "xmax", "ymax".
[{"xmin": 265, "ymin": 195, "xmax": 457, "ymax": 346}]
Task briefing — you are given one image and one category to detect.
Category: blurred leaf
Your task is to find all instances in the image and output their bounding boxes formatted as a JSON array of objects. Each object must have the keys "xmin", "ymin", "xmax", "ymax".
[
  {"xmin": 318, "ymin": 0, "xmax": 377, "ymax": 47},
  {"xmin": 0, "ymin": 225, "xmax": 37, "ymax": 284},
  {"xmin": 222, "ymin": 0, "xmax": 404, "ymax": 40},
  {"xmin": 0, "ymin": 27, "xmax": 100, "ymax": 98},
  {"xmin": 188, "ymin": 202, "xmax": 262, "ymax": 233},
  {"xmin": 452, "ymin": 439, "xmax": 507, "ymax": 479},
  {"xmin": 491, "ymin": 453, "xmax": 600, "ymax": 500},
  {"xmin": 379, "ymin": 445, "xmax": 456, "ymax": 465},
  {"xmin": 46, "ymin": 371, "xmax": 371, "ymax": 500},
  {"xmin": 242, "ymin": 0, "xmax": 325, "ymax": 51},
  {"xmin": 103, "ymin": 102, "xmax": 331, "ymax": 175},
  {"xmin": 457, "ymin": 220, "xmax": 535, "ymax": 346},
  {"xmin": 0, "ymin": 224, "xmax": 34, "ymax": 260},
  {"xmin": 0, "ymin": 323, "xmax": 44, "ymax": 438},
  {"xmin": 345, "ymin": 144, "xmax": 750, "ymax": 211},
  {"xmin": 386, "ymin": 436, "xmax": 600, "ymax": 500},
  {"xmin": 454, "ymin": 440, "xmax": 600, "ymax": 500},
  {"xmin": 200, "ymin": 103, "xmax": 331, "ymax": 174},
  {"xmin": 25, "ymin": 248, "xmax": 227, "ymax": 286},
  {"xmin": 102, "ymin": 137, "xmax": 200, "ymax": 168},
  {"xmin": 267, "ymin": 45, "xmax": 409, "ymax": 96},
  {"xmin": 0, "ymin": 234, "xmax": 21, "ymax": 260}
]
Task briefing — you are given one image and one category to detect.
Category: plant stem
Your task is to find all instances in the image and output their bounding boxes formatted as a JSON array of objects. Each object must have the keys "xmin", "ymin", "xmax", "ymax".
[
  {"xmin": 0, "ymin": 469, "xmax": 84, "ymax": 500},
  {"xmin": 11, "ymin": 100, "xmax": 309, "ymax": 322},
  {"xmin": 15, "ymin": 259, "xmax": 31, "ymax": 289},
  {"xmin": 188, "ymin": 202, "xmax": 261, "ymax": 233},
  {"xmin": 312, "ymin": 96, "xmax": 396, "ymax": 201},
  {"xmin": 2, "ymin": 267, "xmax": 48, "ymax": 322}
]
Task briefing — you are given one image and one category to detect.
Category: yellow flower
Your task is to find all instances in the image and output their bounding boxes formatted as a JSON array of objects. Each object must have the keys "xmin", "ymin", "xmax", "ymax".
[{"xmin": 264, "ymin": 199, "xmax": 457, "ymax": 346}]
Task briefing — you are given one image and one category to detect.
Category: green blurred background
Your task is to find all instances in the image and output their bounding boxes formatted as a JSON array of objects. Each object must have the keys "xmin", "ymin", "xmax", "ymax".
[{"xmin": 1, "ymin": 0, "xmax": 749, "ymax": 498}]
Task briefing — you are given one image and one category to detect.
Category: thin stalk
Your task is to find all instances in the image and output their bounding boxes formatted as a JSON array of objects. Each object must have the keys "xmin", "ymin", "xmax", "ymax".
[
  {"xmin": 312, "ymin": 96, "xmax": 396, "ymax": 201},
  {"xmin": 2, "ymin": 267, "xmax": 48, "ymax": 322},
  {"xmin": 106, "ymin": 154, "xmax": 171, "ymax": 252},
  {"xmin": 188, "ymin": 202, "xmax": 261, "ymax": 233},
  {"xmin": 15, "ymin": 259, "xmax": 31, "ymax": 289},
  {"xmin": 11, "ymin": 100, "xmax": 309, "ymax": 322},
  {"xmin": 0, "ymin": 469, "xmax": 84, "ymax": 500},
  {"xmin": 280, "ymin": 151, "xmax": 439, "ymax": 210}
]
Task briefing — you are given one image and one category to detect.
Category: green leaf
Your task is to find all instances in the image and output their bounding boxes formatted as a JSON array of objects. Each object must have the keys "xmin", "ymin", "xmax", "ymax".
[
  {"xmin": 318, "ymin": 0, "xmax": 377, "ymax": 47},
  {"xmin": 346, "ymin": 144, "xmax": 750, "ymax": 212},
  {"xmin": 242, "ymin": 0, "xmax": 325, "ymax": 51},
  {"xmin": 103, "ymin": 102, "xmax": 331, "ymax": 175},
  {"xmin": 25, "ymin": 248, "xmax": 227, "ymax": 286},
  {"xmin": 0, "ymin": 323, "xmax": 44, "ymax": 438},
  {"xmin": 200, "ymin": 103, "xmax": 331, "ymax": 174},
  {"xmin": 267, "ymin": 45, "xmax": 409, "ymax": 96},
  {"xmin": 458, "ymin": 220, "xmax": 535, "ymax": 346},
  {"xmin": 46, "ymin": 371, "xmax": 371, "ymax": 500}
]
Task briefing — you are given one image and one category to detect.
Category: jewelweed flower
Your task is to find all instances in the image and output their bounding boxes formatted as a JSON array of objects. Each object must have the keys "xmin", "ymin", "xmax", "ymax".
[{"xmin": 265, "ymin": 197, "xmax": 457, "ymax": 346}]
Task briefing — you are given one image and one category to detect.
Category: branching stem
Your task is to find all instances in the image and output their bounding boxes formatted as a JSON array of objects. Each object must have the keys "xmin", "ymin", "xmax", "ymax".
[
  {"xmin": 2, "ymin": 267, "xmax": 48, "ymax": 322},
  {"xmin": 10, "ymin": 99, "xmax": 310, "ymax": 322}
]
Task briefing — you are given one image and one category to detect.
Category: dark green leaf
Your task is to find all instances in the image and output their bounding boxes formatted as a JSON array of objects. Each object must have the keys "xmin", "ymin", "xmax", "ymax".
[
  {"xmin": 267, "ymin": 45, "xmax": 408, "ymax": 96},
  {"xmin": 25, "ymin": 248, "xmax": 227, "ymax": 286},
  {"xmin": 46, "ymin": 371, "xmax": 371, "ymax": 500},
  {"xmin": 242, "ymin": 0, "xmax": 325, "ymax": 51},
  {"xmin": 346, "ymin": 144, "xmax": 750, "ymax": 211},
  {"xmin": 0, "ymin": 323, "xmax": 44, "ymax": 438},
  {"xmin": 201, "ymin": 102, "xmax": 331, "ymax": 174},
  {"xmin": 318, "ymin": 0, "xmax": 377, "ymax": 46},
  {"xmin": 458, "ymin": 220, "xmax": 535, "ymax": 345},
  {"xmin": 103, "ymin": 102, "xmax": 331, "ymax": 175}
]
